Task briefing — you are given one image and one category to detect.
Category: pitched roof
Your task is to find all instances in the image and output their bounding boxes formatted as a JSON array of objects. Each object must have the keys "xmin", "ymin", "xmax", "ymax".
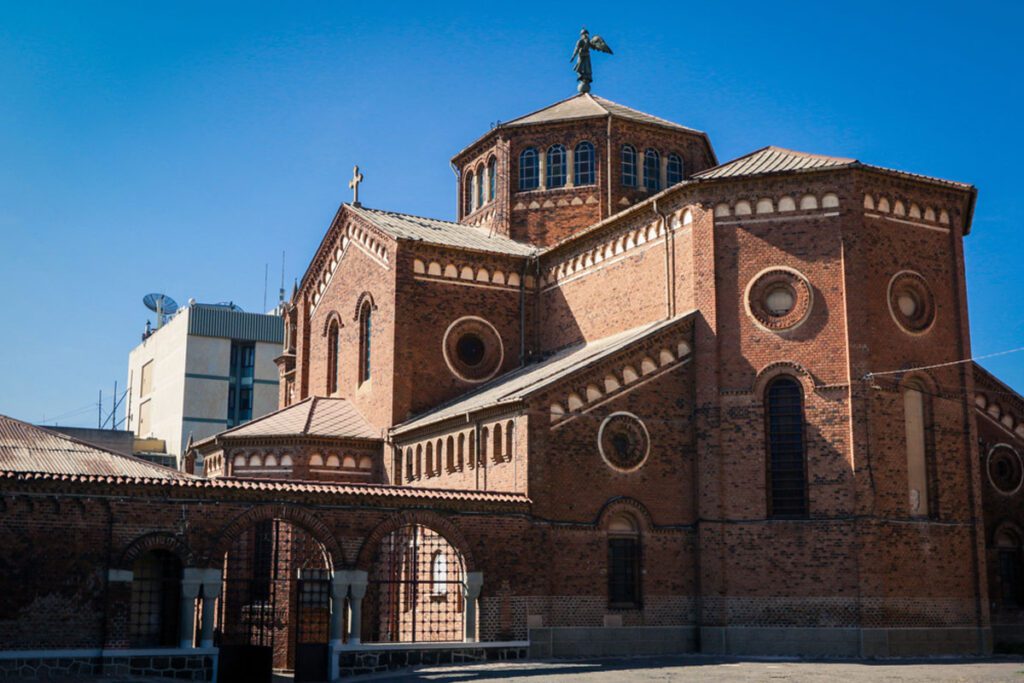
[
  {"xmin": 695, "ymin": 145, "xmax": 973, "ymax": 191},
  {"xmin": 348, "ymin": 205, "xmax": 536, "ymax": 257},
  {"xmin": 393, "ymin": 312, "xmax": 695, "ymax": 435},
  {"xmin": 0, "ymin": 415, "xmax": 189, "ymax": 479},
  {"xmin": 198, "ymin": 397, "xmax": 379, "ymax": 445},
  {"xmin": 503, "ymin": 93, "xmax": 704, "ymax": 135}
]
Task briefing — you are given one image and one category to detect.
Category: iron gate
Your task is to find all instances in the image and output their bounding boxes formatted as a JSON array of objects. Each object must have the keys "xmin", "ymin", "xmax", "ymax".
[
  {"xmin": 365, "ymin": 524, "xmax": 465, "ymax": 643},
  {"xmin": 294, "ymin": 569, "xmax": 331, "ymax": 683}
]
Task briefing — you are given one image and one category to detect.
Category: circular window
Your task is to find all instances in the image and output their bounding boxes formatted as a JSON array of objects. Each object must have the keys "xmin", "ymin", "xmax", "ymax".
[
  {"xmin": 443, "ymin": 317, "xmax": 504, "ymax": 383},
  {"xmin": 988, "ymin": 445, "xmax": 1024, "ymax": 495},
  {"xmin": 746, "ymin": 268, "xmax": 813, "ymax": 331},
  {"xmin": 888, "ymin": 271, "xmax": 935, "ymax": 334},
  {"xmin": 598, "ymin": 412, "xmax": 650, "ymax": 472}
]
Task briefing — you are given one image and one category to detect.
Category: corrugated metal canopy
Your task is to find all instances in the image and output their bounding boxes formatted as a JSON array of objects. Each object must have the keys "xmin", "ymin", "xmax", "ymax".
[{"xmin": 187, "ymin": 305, "xmax": 284, "ymax": 343}]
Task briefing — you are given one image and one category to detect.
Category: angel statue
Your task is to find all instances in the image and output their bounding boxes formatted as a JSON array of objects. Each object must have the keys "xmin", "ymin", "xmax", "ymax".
[{"xmin": 571, "ymin": 27, "xmax": 613, "ymax": 93}]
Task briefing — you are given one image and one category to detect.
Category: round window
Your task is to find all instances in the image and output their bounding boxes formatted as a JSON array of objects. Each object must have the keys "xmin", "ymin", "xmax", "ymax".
[
  {"xmin": 598, "ymin": 412, "xmax": 650, "ymax": 472},
  {"xmin": 988, "ymin": 446, "xmax": 1024, "ymax": 495},
  {"xmin": 888, "ymin": 271, "xmax": 935, "ymax": 334},
  {"xmin": 443, "ymin": 317, "xmax": 504, "ymax": 383},
  {"xmin": 745, "ymin": 268, "xmax": 813, "ymax": 331}
]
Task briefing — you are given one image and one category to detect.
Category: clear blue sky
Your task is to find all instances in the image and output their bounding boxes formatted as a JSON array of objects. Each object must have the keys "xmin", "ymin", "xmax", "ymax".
[{"xmin": 1, "ymin": 1, "xmax": 1021, "ymax": 427}]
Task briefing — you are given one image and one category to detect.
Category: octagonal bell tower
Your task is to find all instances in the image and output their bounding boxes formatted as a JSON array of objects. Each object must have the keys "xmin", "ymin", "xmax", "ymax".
[{"xmin": 452, "ymin": 93, "xmax": 717, "ymax": 247}]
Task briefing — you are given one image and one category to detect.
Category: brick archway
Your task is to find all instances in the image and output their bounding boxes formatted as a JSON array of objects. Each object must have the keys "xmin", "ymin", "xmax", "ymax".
[
  {"xmin": 118, "ymin": 532, "xmax": 195, "ymax": 570},
  {"xmin": 203, "ymin": 503, "xmax": 344, "ymax": 568},
  {"xmin": 596, "ymin": 496, "xmax": 655, "ymax": 533},
  {"xmin": 354, "ymin": 509, "xmax": 476, "ymax": 572}
]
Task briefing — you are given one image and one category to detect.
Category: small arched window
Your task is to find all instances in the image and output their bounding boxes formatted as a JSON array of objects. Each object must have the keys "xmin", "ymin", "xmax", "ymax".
[
  {"xmin": 519, "ymin": 148, "xmax": 539, "ymax": 191},
  {"xmin": 480, "ymin": 428, "xmax": 489, "ymax": 466},
  {"xmin": 446, "ymin": 436, "xmax": 455, "ymax": 471},
  {"xmin": 467, "ymin": 432, "xmax": 476, "ymax": 469},
  {"xmin": 667, "ymin": 153, "xmax": 683, "ymax": 185},
  {"xmin": 327, "ymin": 320, "xmax": 340, "ymax": 394},
  {"xmin": 574, "ymin": 141, "xmax": 595, "ymax": 186},
  {"xmin": 487, "ymin": 157, "xmax": 497, "ymax": 201},
  {"xmin": 505, "ymin": 420, "xmax": 514, "ymax": 461},
  {"xmin": 435, "ymin": 439, "xmax": 443, "ymax": 475},
  {"xmin": 464, "ymin": 171, "xmax": 474, "ymax": 214},
  {"xmin": 493, "ymin": 424, "xmax": 503, "ymax": 463},
  {"xmin": 405, "ymin": 448, "xmax": 414, "ymax": 482},
  {"xmin": 128, "ymin": 550, "xmax": 183, "ymax": 647},
  {"xmin": 358, "ymin": 300, "xmax": 372, "ymax": 384},
  {"xmin": 476, "ymin": 164, "xmax": 485, "ymax": 208},
  {"xmin": 415, "ymin": 444, "xmax": 422, "ymax": 479},
  {"xmin": 457, "ymin": 433, "xmax": 465, "ymax": 470},
  {"xmin": 765, "ymin": 376, "xmax": 807, "ymax": 518},
  {"xmin": 607, "ymin": 514, "xmax": 641, "ymax": 608},
  {"xmin": 643, "ymin": 149, "xmax": 661, "ymax": 192},
  {"xmin": 621, "ymin": 145, "xmax": 637, "ymax": 187},
  {"xmin": 425, "ymin": 442, "xmax": 434, "ymax": 477},
  {"xmin": 431, "ymin": 550, "xmax": 448, "ymax": 596},
  {"xmin": 546, "ymin": 145, "xmax": 566, "ymax": 188}
]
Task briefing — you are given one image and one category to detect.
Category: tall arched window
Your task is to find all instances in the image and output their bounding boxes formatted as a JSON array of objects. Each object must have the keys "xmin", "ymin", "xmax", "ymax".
[
  {"xmin": 765, "ymin": 376, "xmax": 807, "ymax": 518},
  {"xmin": 607, "ymin": 514, "xmax": 641, "ymax": 608},
  {"xmin": 467, "ymin": 431, "xmax": 476, "ymax": 469},
  {"xmin": 415, "ymin": 444, "xmax": 422, "ymax": 479},
  {"xmin": 479, "ymin": 428, "xmax": 489, "ymax": 466},
  {"xmin": 129, "ymin": 550, "xmax": 183, "ymax": 647},
  {"xmin": 405, "ymin": 448, "xmax": 414, "ymax": 481},
  {"xmin": 667, "ymin": 153, "xmax": 683, "ymax": 185},
  {"xmin": 435, "ymin": 439, "xmax": 443, "ymax": 475},
  {"xmin": 643, "ymin": 149, "xmax": 661, "ymax": 192},
  {"xmin": 996, "ymin": 529, "xmax": 1023, "ymax": 606},
  {"xmin": 476, "ymin": 164, "xmax": 485, "ymax": 208},
  {"xmin": 621, "ymin": 145, "xmax": 637, "ymax": 187},
  {"xmin": 546, "ymin": 144, "xmax": 566, "ymax": 188},
  {"xmin": 327, "ymin": 320, "xmax": 340, "ymax": 394},
  {"xmin": 431, "ymin": 550, "xmax": 448, "ymax": 596},
  {"xmin": 574, "ymin": 141, "xmax": 595, "ymax": 186},
  {"xmin": 505, "ymin": 420, "xmax": 514, "ymax": 461},
  {"xmin": 464, "ymin": 171, "xmax": 474, "ymax": 214},
  {"xmin": 903, "ymin": 381, "xmax": 933, "ymax": 517},
  {"xmin": 493, "ymin": 423, "xmax": 503, "ymax": 463},
  {"xmin": 359, "ymin": 301, "xmax": 372, "ymax": 383},
  {"xmin": 425, "ymin": 442, "xmax": 434, "ymax": 477},
  {"xmin": 487, "ymin": 157, "xmax": 497, "ymax": 201},
  {"xmin": 457, "ymin": 433, "xmax": 465, "ymax": 470},
  {"xmin": 519, "ymin": 148, "xmax": 539, "ymax": 190},
  {"xmin": 446, "ymin": 436, "xmax": 455, "ymax": 471}
]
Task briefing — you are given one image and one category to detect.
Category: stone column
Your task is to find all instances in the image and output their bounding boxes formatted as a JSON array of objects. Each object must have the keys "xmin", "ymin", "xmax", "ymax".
[
  {"xmin": 566, "ymin": 148, "xmax": 575, "ymax": 188},
  {"xmin": 198, "ymin": 569, "xmax": 222, "ymax": 648},
  {"xmin": 180, "ymin": 568, "xmax": 204, "ymax": 649},
  {"xmin": 660, "ymin": 154, "xmax": 669, "ymax": 190},
  {"xmin": 330, "ymin": 571, "xmax": 351, "ymax": 647},
  {"xmin": 463, "ymin": 572, "xmax": 484, "ymax": 643},
  {"xmin": 538, "ymin": 152, "xmax": 547, "ymax": 190},
  {"xmin": 347, "ymin": 570, "xmax": 369, "ymax": 645}
]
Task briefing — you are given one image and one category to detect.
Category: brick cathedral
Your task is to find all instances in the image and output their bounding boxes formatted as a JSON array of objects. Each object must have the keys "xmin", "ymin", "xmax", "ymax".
[{"xmin": 2, "ymin": 82, "xmax": 1024, "ymax": 680}]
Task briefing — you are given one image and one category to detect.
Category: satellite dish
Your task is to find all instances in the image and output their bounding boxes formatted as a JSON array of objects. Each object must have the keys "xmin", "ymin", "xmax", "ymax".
[{"xmin": 143, "ymin": 293, "xmax": 179, "ymax": 327}]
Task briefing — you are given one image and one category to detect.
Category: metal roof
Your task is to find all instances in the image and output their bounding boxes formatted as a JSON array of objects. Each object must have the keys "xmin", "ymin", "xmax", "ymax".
[
  {"xmin": 503, "ymin": 93, "xmax": 705, "ymax": 135},
  {"xmin": 393, "ymin": 312, "xmax": 695, "ymax": 435},
  {"xmin": 694, "ymin": 146, "xmax": 856, "ymax": 179},
  {"xmin": 187, "ymin": 305, "xmax": 284, "ymax": 344},
  {"xmin": 197, "ymin": 396, "xmax": 378, "ymax": 445},
  {"xmin": 0, "ymin": 415, "xmax": 189, "ymax": 479},
  {"xmin": 348, "ymin": 205, "xmax": 536, "ymax": 257}
]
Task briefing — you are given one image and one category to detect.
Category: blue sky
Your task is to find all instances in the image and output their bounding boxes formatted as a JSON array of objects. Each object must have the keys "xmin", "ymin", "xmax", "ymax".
[{"xmin": 1, "ymin": 1, "xmax": 1021, "ymax": 426}]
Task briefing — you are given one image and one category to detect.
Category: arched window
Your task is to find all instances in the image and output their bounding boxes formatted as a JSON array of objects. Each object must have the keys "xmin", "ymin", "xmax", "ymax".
[
  {"xmin": 446, "ymin": 436, "xmax": 455, "ymax": 471},
  {"xmin": 479, "ymin": 428, "xmax": 489, "ymax": 466},
  {"xmin": 519, "ymin": 148, "xmax": 539, "ymax": 191},
  {"xmin": 487, "ymin": 157, "xmax": 497, "ymax": 201},
  {"xmin": 765, "ymin": 377, "xmax": 807, "ymax": 518},
  {"xmin": 457, "ymin": 433, "xmax": 465, "ymax": 470},
  {"xmin": 425, "ymin": 442, "xmax": 434, "ymax": 477},
  {"xmin": 128, "ymin": 550, "xmax": 183, "ymax": 647},
  {"xmin": 574, "ymin": 141, "xmax": 595, "ymax": 186},
  {"xmin": 546, "ymin": 144, "xmax": 566, "ymax": 188},
  {"xmin": 621, "ymin": 145, "xmax": 637, "ymax": 187},
  {"xmin": 327, "ymin": 320, "xmax": 340, "ymax": 394},
  {"xmin": 903, "ymin": 382, "xmax": 933, "ymax": 517},
  {"xmin": 607, "ymin": 514, "xmax": 641, "ymax": 608},
  {"xmin": 467, "ymin": 431, "xmax": 476, "ymax": 469},
  {"xmin": 405, "ymin": 448, "xmax": 414, "ymax": 481},
  {"xmin": 415, "ymin": 444, "xmax": 422, "ymax": 479},
  {"xmin": 476, "ymin": 164, "xmax": 485, "ymax": 208},
  {"xmin": 464, "ymin": 171, "xmax": 474, "ymax": 214},
  {"xmin": 431, "ymin": 550, "xmax": 448, "ymax": 596},
  {"xmin": 667, "ymin": 153, "xmax": 683, "ymax": 185},
  {"xmin": 643, "ymin": 149, "xmax": 661, "ymax": 192},
  {"xmin": 435, "ymin": 439, "xmax": 443, "ymax": 475},
  {"xmin": 493, "ymin": 424, "xmax": 503, "ymax": 463},
  {"xmin": 505, "ymin": 420, "xmax": 514, "ymax": 461},
  {"xmin": 996, "ymin": 529, "xmax": 1023, "ymax": 606},
  {"xmin": 358, "ymin": 300, "xmax": 372, "ymax": 383}
]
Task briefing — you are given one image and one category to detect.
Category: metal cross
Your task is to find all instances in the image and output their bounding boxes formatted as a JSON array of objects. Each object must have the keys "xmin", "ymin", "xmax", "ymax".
[{"xmin": 348, "ymin": 165, "xmax": 364, "ymax": 207}]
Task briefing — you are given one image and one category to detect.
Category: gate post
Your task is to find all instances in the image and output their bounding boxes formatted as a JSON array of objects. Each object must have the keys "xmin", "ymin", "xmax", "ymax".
[
  {"xmin": 180, "ymin": 568, "xmax": 204, "ymax": 648},
  {"xmin": 198, "ymin": 568, "xmax": 223, "ymax": 648},
  {"xmin": 463, "ymin": 572, "xmax": 483, "ymax": 643},
  {"xmin": 347, "ymin": 570, "xmax": 369, "ymax": 645},
  {"xmin": 330, "ymin": 571, "xmax": 351, "ymax": 647}
]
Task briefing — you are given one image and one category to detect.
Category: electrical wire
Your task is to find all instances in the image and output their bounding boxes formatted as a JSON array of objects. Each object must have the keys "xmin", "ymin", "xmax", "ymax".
[{"xmin": 864, "ymin": 346, "xmax": 1024, "ymax": 379}]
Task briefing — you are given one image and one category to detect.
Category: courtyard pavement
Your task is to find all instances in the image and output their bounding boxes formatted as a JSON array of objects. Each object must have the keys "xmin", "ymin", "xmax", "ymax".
[{"xmin": 357, "ymin": 655, "xmax": 1024, "ymax": 682}]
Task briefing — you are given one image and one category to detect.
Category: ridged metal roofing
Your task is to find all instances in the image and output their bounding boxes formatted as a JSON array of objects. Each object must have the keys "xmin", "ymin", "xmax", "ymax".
[
  {"xmin": 503, "ymin": 93, "xmax": 704, "ymax": 134},
  {"xmin": 695, "ymin": 146, "xmax": 855, "ymax": 179},
  {"xmin": 348, "ymin": 205, "xmax": 536, "ymax": 257},
  {"xmin": 0, "ymin": 415, "xmax": 189, "ymax": 479},
  {"xmin": 187, "ymin": 305, "xmax": 284, "ymax": 343},
  {"xmin": 394, "ymin": 312, "xmax": 695, "ymax": 435},
  {"xmin": 200, "ymin": 396, "xmax": 378, "ymax": 443}
]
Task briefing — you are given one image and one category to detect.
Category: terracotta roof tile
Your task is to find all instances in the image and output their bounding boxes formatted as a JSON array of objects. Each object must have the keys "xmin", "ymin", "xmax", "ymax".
[{"xmin": 197, "ymin": 397, "xmax": 378, "ymax": 445}]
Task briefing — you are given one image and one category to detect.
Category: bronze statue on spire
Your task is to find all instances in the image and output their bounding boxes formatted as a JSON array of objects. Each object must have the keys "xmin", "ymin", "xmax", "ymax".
[{"xmin": 571, "ymin": 27, "xmax": 613, "ymax": 93}]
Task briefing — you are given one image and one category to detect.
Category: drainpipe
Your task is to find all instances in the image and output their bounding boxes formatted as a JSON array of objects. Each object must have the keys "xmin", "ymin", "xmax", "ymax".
[
  {"xmin": 606, "ymin": 115, "xmax": 613, "ymax": 216},
  {"xmin": 653, "ymin": 198, "xmax": 674, "ymax": 320}
]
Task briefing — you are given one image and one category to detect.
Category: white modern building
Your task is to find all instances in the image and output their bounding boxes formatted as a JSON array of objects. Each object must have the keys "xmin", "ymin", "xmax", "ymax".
[{"xmin": 126, "ymin": 303, "xmax": 284, "ymax": 468}]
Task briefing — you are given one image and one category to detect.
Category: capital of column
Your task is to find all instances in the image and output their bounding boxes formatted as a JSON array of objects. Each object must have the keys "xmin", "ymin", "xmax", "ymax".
[
  {"xmin": 463, "ymin": 571, "xmax": 483, "ymax": 600},
  {"xmin": 181, "ymin": 568, "xmax": 204, "ymax": 599},
  {"xmin": 348, "ymin": 569, "xmax": 369, "ymax": 600},
  {"xmin": 200, "ymin": 568, "xmax": 222, "ymax": 599}
]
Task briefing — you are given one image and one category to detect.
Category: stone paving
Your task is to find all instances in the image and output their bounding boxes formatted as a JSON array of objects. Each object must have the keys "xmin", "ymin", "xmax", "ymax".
[{"xmin": 360, "ymin": 655, "xmax": 1024, "ymax": 682}]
